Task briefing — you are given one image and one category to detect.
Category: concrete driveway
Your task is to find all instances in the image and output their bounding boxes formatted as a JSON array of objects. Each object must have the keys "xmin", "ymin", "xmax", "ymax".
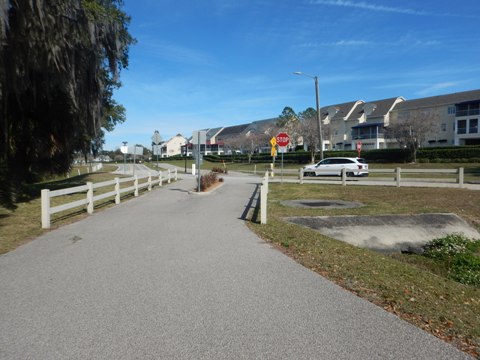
[{"xmin": 0, "ymin": 173, "xmax": 473, "ymax": 359}]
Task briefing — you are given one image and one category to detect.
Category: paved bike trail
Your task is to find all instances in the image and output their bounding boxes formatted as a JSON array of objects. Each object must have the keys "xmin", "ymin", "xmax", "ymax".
[{"xmin": 0, "ymin": 173, "xmax": 472, "ymax": 359}]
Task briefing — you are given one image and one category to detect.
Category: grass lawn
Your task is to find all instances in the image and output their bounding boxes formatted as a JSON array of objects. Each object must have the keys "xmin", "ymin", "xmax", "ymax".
[
  {"xmin": 0, "ymin": 165, "xmax": 147, "ymax": 254},
  {"xmin": 248, "ymin": 183, "xmax": 480, "ymax": 357}
]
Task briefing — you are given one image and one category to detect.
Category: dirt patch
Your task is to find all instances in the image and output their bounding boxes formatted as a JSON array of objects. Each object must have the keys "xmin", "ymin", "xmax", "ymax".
[{"xmin": 281, "ymin": 199, "xmax": 364, "ymax": 209}]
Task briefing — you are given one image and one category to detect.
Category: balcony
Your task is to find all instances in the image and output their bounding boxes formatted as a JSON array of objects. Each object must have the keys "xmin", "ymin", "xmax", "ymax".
[{"xmin": 456, "ymin": 109, "xmax": 480, "ymax": 117}]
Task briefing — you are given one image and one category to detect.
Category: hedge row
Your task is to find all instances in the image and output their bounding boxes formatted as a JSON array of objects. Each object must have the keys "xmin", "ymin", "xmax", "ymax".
[{"xmin": 204, "ymin": 146, "xmax": 480, "ymax": 164}]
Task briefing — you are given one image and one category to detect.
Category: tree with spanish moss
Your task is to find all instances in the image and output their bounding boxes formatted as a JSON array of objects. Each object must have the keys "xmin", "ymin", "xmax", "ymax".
[{"xmin": 0, "ymin": 0, "xmax": 134, "ymax": 208}]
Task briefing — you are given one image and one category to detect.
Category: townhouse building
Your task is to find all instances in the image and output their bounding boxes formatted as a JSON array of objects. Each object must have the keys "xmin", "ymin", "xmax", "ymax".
[{"xmin": 170, "ymin": 89, "xmax": 480, "ymax": 158}]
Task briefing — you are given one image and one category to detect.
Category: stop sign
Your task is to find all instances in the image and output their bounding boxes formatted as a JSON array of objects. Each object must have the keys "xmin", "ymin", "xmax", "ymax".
[{"xmin": 276, "ymin": 132, "xmax": 290, "ymax": 147}]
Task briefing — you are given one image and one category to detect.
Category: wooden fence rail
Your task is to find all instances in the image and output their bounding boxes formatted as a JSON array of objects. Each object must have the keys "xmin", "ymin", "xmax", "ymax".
[{"xmin": 41, "ymin": 169, "xmax": 177, "ymax": 229}]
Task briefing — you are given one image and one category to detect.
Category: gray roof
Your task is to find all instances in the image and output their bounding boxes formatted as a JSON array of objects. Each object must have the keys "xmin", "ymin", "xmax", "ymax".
[
  {"xmin": 393, "ymin": 89, "xmax": 480, "ymax": 111},
  {"xmin": 321, "ymin": 100, "xmax": 360, "ymax": 121},
  {"xmin": 206, "ymin": 127, "xmax": 223, "ymax": 140},
  {"xmin": 216, "ymin": 123, "xmax": 250, "ymax": 138},
  {"xmin": 347, "ymin": 97, "xmax": 403, "ymax": 121}
]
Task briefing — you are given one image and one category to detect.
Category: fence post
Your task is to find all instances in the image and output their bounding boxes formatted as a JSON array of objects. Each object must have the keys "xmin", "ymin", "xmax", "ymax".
[
  {"xmin": 167, "ymin": 169, "xmax": 171, "ymax": 184},
  {"xmin": 134, "ymin": 175, "xmax": 139, "ymax": 196},
  {"xmin": 78, "ymin": 169, "xmax": 81, "ymax": 176},
  {"xmin": 159, "ymin": 171, "xmax": 162, "ymax": 187},
  {"xmin": 41, "ymin": 189, "xmax": 51, "ymax": 229},
  {"xmin": 458, "ymin": 167, "xmax": 464, "ymax": 188},
  {"xmin": 192, "ymin": 164, "xmax": 196, "ymax": 176},
  {"xmin": 254, "ymin": 164, "xmax": 257, "ymax": 175},
  {"xmin": 270, "ymin": 163, "xmax": 274, "ymax": 177},
  {"xmin": 174, "ymin": 168, "xmax": 178, "ymax": 181},
  {"xmin": 261, "ymin": 183, "xmax": 267, "ymax": 225},
  {"xmin": 148, "ymin": 174, "xmax": 152, "ymax": 191},
  {"xmin": 299, "ymin": 169, "xmax": 303, "ymax": 184},
  {"xmin": 86, "ymin": 182, "xmax": 94, "ymax": 214},
  {"xmin": 115, "ymin": 178, "xmax": 120, "ymax": 204},
  {"xmin": 396, "ymin": 167, "xmax": 401, "ymax": 187},
  {"xmin": 341, "ymin": 168, "xmax": 347, "ymax": 186}
]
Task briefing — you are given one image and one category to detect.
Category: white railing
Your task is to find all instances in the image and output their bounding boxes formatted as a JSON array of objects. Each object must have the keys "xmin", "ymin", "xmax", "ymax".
[
  {"xmin": 41, "ymin": 169, "xmax": 177, "ymax": 229},
  {"xmin": 296, "ymin": 167, "xmax": 466, "ymax": 188}
]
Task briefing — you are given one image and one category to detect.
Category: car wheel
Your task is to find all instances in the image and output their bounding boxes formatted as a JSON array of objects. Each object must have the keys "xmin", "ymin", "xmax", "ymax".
[{"xmin": 346, "ymin": 172, "xmax": 354, "ymax": 177}]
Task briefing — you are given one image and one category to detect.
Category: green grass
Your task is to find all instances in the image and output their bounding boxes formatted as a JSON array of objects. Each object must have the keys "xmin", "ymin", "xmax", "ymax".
[
  {"xmin": 0, "ymin": 166, "xmax": 153, "ymax": 254},
  {"xmin": 248, "ymin": 183, "xmax": 480, "ymax": 356}
]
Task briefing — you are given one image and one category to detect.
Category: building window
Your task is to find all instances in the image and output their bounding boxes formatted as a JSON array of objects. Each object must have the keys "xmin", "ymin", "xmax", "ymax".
[
  {"xmin": 448, "ymin": 105, "xmax": 456, "ymax": 115},
  {"xmin": 457, "ymin": 120, "xmax": 467, "ymax": 134},
  {"xmin": 469, "ymin": 119, "xmax": 478, "ymax": 134},
  {"xmin": 441, "ymin": 123, "xmax": 446, "ymax": 131}
]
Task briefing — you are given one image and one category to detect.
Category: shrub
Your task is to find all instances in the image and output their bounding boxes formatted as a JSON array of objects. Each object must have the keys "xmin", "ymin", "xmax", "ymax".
[
  {"xmin": 422, "ymin": 234, "xmax": 480, "ymax": 287},
  {"xmin": 211, "ymin": 166, "xmax": 228, "ymax": 174},
  {"xmin": 199, "ymin": 171, "xmax": 218, "ymax": 191}
]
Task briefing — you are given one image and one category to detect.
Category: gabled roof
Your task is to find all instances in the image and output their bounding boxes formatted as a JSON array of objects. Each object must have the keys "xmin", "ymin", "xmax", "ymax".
[
  {"xmin": 244, "ymin": 118, "xmax": 278, "ymax": 135},
  {"xmin": 206, "ymin": 127, "xmax": 223, "ymax": 140},
  {"xmin": 321, "ymin": 100, "xmax": 363, "ymax": 121},
  {"xmin": 217, "ymin": 123, "xmax": 250, "ymax": 138},
  {"xmin": 347, "ymin": 97, "xmax": 404, "ymax": 120},
  {"xmin": 393, "ymin": 89, "xmax": 480, "ymax": 111}
]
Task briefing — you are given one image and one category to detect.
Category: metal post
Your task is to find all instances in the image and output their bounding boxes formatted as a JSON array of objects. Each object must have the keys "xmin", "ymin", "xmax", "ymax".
[
  {"xmin": 314, "ymin": 76, "xmax": 324, "ymax": 160},
  {"xmin": 197, "ymin": 132, "xmax": 201, "ymax": 192}
]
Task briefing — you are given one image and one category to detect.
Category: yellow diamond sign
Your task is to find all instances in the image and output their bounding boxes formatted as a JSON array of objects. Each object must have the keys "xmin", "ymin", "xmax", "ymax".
[{"xmin": 270, "ymin": 137, "xmax": 277, "ymax": 147}]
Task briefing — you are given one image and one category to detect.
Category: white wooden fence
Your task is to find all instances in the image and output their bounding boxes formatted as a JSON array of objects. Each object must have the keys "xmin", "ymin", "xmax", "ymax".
[
  {"xmin": 296, "ymin": 167, "xmax": 466, "ymax": 188},
  {"xmin": 41, "ymin": 169, "xmax": 177, "ymax": 229}
]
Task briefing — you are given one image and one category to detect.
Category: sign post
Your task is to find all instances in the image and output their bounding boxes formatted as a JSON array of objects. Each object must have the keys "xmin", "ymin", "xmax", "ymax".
[
  {"xmin": 152, "ymin": 130, "xmax": 162, "ymax": 170},
  {"xmin": 192, "ymin": 130, "xmax": 207, "ymax": 192},
  {"xmin": 276, "ymin": 132, "xmax": 290, "ymax": 183}
]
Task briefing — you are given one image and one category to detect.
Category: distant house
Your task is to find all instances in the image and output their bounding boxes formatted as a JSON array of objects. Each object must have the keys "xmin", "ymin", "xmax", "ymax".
[{"xmin": 159, "ymin": 134, "xmax": 188, "ymax": 157}]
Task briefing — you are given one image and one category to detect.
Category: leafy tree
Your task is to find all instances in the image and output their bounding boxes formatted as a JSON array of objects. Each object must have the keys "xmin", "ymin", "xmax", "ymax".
[
  {"xmin": 386, "ymin": 109, "xmax": 438, "ymax": 162},
  {"xmin": 298, "ymin": 107, "xmax": 319, "ymax": 163},
  {"xmin": 0, "ymin": 0, "xmax": 134, "ymax": 207},
  {"xmin": 277, "ymin": 106, "xmax": 300, "ymax": 147}
]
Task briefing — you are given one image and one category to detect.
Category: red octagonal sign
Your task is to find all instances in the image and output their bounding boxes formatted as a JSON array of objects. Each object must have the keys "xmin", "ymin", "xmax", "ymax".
[{"xmin": 276, "ymin": 132, "xmax": 290, "ymax": 147}]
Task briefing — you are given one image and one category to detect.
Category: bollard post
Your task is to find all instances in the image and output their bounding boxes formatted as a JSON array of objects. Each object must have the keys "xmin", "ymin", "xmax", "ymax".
[
  {"xmin": 174, "ymin": 168, "xmax": 178, "ymax": 181},
  {"xmin": 148, "ymin": 174, "xmax": 152, "ymax": 191},
  {"xmin": 192, "ymin": 164, "xmax": 196, "ymax": 176},
  {"xmin": 341, "ymin": 168, "xmax": 347, "ymax": 186},
  {"xmin": 159, "ymin": 171, "xmax": 163, "ymax": 187},
  {"xmin": 41, "ymin": 189, "xmax": 51, "ymax": 229},
  {"xmin": 167, "ymin": 169, "xmax": 171, "ymax": 184},
  {"xmin": 299, "ymin": 169, "xmax": 303, "ymax": 184}
]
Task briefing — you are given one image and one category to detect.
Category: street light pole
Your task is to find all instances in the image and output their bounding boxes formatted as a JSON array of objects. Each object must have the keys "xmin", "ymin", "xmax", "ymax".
[{"xmin": 293, "ymin": 72, "xmax": 324, "ymax": 160}]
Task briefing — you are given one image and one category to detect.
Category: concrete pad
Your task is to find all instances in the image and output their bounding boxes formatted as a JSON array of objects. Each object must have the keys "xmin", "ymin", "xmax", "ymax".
[{"xmin": 286, "ymin": 213, "xmax": 480, "ymax": 253}]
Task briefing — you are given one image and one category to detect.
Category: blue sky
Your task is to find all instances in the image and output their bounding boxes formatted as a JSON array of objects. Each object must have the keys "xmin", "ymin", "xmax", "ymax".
[{"xmin": 103, "ymin": 0, "xmax": 480, "ymax": 150}]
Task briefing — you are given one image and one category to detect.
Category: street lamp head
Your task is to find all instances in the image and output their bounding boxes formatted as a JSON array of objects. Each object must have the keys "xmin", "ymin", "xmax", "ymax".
[{"xmin": 293, "ymin": 71, "xmax": 303, "ymax": 75}]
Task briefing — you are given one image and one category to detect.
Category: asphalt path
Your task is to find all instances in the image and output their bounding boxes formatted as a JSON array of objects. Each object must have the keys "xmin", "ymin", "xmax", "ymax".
[{"xmin": 0, "ymin": 172, "xmax": 473, "ymax": 359}]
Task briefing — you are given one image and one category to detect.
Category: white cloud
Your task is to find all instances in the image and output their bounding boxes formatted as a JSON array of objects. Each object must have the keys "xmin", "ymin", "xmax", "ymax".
[
  {"xmin": 309, "ymin": 0, "xmax": 427, "ymax": 15},
  {"xmin": 415, "ymin": 82, "xmax": 462, "ymax": 96},
  {"xmin": 309, "ymin": 0, "xmax": 480, "ymax": 19},
  {"xmin": 299, "ymin": 40, "xmax": 372, "ymax": 47}
]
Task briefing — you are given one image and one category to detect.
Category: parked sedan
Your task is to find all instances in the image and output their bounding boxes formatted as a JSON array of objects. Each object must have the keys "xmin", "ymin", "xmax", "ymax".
[{"xmin": 303, "ymin": 157, "xmax": 369, "ymax": 177}]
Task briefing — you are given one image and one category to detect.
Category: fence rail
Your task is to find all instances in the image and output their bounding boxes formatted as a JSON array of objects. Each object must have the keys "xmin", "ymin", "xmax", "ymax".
[
  {"xmin": 41, "ymin": 169, "xmax": 177, "ymax": 229},
  {"xmin": 295, "ymin": 167, "xmax": 465, "ymax": 188}
]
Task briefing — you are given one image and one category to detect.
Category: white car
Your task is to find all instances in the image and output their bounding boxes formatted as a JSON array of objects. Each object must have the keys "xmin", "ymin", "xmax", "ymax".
[{"xmin": 303, "ymin": 157, "xmax": 369, "ymax": 177}]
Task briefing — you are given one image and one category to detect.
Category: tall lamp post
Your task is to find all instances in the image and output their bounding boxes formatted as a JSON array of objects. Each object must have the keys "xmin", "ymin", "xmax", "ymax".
[{"xmin": 293, "ymin": 71, "xmax": 324, "ymax": 160}]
